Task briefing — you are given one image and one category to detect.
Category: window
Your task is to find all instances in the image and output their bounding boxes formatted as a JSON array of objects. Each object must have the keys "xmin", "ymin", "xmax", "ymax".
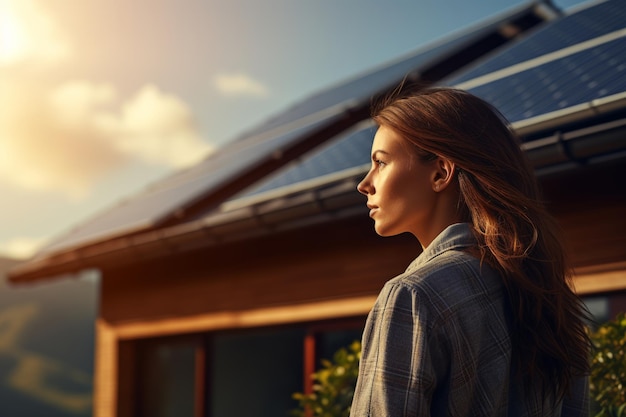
[
  {"xmin": 132, "ymin": 319, "xmax": 365, "ymax": 417},
  {"xmin": 136, "ymin": 337, "xmax": 199, "ymax": 417},
  {"xmin": 208, "ymin": 326, "xmax": 306, "ymax": 416}
]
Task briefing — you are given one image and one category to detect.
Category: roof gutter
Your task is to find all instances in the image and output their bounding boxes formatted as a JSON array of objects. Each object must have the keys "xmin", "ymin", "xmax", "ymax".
[
  {"xmin": 513, "ymin": 91, "xmax": 626, "ymax": 136},
  {"xmin": 515, "ymin": 92, "xmax": 626, "ymax": 174}
]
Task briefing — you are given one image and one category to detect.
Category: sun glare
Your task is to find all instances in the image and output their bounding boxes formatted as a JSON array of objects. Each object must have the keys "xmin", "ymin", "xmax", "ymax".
[
  {"xmin": 0, "ymin": 3, "xmax": 29, "ymax": 65},
  {"xmin": 0, "ymin": 0, "xmax": 70, "ymax": 66}
]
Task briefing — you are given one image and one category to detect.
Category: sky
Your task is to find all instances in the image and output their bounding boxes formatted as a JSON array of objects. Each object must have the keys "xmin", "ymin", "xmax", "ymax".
[{"xmin": 0, "ymin": 0, "xmax": 589, "ymax": 260}]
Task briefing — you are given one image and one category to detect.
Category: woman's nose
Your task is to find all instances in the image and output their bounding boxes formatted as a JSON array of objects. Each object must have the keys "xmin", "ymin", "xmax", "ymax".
[{"xmin": 357, "ymin": 173, "xmax": 372, "ymax": 196}]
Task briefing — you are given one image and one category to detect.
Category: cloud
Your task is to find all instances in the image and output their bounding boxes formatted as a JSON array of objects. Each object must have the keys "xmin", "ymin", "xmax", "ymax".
[
  {"xmin": 0, "ymin": 80, "xmax": 212, "ymax": 199},
  {"xmin": 0, "ymin": 80, "xmax": 125, "ymax": 198},
  {"xmin": 0, "ymin": 0, "xmax": 71, "ymax": 66},
  {"xmin": 113, "ymin": 85, "xmax": 212, "ymax": 167},
  {"xmin": 213, "ymin": 72, "xmax": 269, "ymax": 97}
]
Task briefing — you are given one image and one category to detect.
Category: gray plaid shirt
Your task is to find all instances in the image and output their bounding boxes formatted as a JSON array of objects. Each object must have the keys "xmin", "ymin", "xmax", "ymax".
[{"xmin": 350, "ymin": 223, "xmax": 589, "ymax": 416}]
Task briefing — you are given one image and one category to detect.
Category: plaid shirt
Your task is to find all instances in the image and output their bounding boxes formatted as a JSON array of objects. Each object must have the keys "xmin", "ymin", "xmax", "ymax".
[{"xmin": 350, "ymin": 223, "xmax": 589, "ymax": 417}]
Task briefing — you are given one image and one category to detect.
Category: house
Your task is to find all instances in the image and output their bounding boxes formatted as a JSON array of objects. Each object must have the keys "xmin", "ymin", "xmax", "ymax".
[{"xmin": 8, "ymin": 1, "xmax": 626, "ymax": 416}]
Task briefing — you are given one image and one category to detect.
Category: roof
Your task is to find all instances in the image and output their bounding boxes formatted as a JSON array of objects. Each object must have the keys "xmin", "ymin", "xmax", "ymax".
[{"xmin": 10, "ymin": 0, "xmax": 626, "ymax": 282}]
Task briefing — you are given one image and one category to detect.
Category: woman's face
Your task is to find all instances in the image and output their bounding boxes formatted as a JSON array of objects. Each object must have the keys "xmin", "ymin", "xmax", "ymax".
[{"xmin": 357, "ymin": 125, "xmax": 439, "ymax": 239}]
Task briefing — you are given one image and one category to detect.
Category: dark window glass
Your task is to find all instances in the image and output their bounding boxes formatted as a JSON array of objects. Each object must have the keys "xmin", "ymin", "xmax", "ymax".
[
  {"xmin": 137, "ymin": 339, "xmax": 197, "ymax": 417},
  {"xmin": 583, "ymin": 295, "xmax": 610, "ymax": 331},
  {"xmin": 133, "ymin": 320, "xmax": 364, "ymax": 416},
  {"xmin": 208, "ymin": 327, "xmax": 305, "ymax": 417}
]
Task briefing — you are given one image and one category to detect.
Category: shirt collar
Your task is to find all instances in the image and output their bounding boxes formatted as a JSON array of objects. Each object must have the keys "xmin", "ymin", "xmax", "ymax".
[{"xmin": 405, "ymin": 222, "xmax": 475, "ymax": 274}]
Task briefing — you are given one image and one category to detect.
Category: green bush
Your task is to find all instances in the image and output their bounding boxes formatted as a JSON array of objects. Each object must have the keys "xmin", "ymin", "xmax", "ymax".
[
  {"xmin": 290, "ymin": 340, "xmax": 361, "ymax": 417},
  {"xmin": 590, "ymin": 312, "xmax": 626, "ymax": 417}
]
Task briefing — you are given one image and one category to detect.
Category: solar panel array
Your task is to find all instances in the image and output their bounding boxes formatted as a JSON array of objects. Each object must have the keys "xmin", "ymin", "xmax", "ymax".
[
  {"xmin": 38, "ymin": 113, "xmax": 346, "ymax": 254},
  {"xmin": 447, "ymin": 1, "xmax": 626, "ymax": 123},
  {"xmin": 229, "ymin": 0, "xmax": 625, "ymax": 202},
  {"xmin": 451, "ymin": 0, "xmax": 626, "ymax": 84},
  {"xmin": 36, "ymin": 7, "xmax": 525, "ymax": 256},
  {"xmin": 461, "ymin": 36, "xmax": 626, "ymax": 122},
  {"xmin": 35, "ymin": 0, "xmax": 626, "ymax": 257}
]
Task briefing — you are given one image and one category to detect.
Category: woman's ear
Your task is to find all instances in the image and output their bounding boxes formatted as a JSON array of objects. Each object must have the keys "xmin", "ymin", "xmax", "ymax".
[{"xmin": 432, "ymin": 157, "xmax": 456, "ymax": 192}]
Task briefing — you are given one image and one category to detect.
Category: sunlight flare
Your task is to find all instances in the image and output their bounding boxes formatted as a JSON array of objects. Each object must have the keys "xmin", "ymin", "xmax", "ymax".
[{"xmin": 0, "ymin": 0, "xmax": 70, "ymax": 66}]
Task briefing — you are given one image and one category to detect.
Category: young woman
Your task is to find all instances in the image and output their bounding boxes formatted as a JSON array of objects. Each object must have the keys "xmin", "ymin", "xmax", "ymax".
[{"xmin": 351, "ymin": 87, "xmax": 591, "ymax": 416}]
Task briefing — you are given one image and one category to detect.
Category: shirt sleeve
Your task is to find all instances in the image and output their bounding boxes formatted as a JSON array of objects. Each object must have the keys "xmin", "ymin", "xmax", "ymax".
[{"xmin": 350, "ymin": 281, "xmax": 449, "ymax": 417}]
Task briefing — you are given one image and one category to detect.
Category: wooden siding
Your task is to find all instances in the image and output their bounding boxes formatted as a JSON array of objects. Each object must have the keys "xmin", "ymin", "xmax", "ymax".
[{"xmin": 99, "ymin": 216, "xmax": 418, "ymax": 324}]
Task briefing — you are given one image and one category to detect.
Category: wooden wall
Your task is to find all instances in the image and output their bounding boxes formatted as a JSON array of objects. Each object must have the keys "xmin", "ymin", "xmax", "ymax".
[
  {"xmin": 541, "ymin": 159, "xmax": 626, "ymax": 269},
  {"xmin": 99, "ymin": 216, "xmax": 418, "ymax": 324}
]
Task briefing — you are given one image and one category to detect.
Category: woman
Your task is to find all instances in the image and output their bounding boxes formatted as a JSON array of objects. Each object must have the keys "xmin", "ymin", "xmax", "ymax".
[{"xmin": 351, "ymin": 86, "xmax": 591, "ymax": 416}]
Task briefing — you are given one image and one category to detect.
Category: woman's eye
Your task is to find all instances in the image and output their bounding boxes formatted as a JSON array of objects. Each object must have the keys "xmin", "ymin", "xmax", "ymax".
[{"xmin": 375, "ymin": 160, "xmax": 386, "ymax": 167}]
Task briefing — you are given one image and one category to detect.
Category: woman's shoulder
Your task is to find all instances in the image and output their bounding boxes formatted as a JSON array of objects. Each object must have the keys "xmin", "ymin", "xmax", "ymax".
[
  {"xmin": 400, "ymin": 249, "xmax": 485, "ymax": 288},
  {"xmin": 383, "ymin": 249, "xmax": 503, "ymax": 314}
]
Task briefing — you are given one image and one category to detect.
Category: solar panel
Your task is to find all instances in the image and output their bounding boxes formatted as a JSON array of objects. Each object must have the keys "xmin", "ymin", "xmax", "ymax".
[
  {"xmin": 232, "ymin": 124, "xmax": 376, "ymax": 199},
  {"xmin": 450, "ymin": 0, "xmax": 626, "ymax": 84},
  {"xmin": 465, "ymin": 36, "xmax": 626, "ymax": 124}
]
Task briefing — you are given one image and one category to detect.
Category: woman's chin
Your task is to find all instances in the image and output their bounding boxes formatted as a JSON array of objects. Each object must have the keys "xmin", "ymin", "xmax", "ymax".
[{"xmin": 374, "ymin": 223, "xmax": 400, "ymax": 237}]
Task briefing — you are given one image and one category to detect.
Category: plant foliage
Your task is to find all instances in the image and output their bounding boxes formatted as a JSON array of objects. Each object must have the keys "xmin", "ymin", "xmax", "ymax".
[
  {"xmin": 590, "ymin": 312, "xmax": 626, "ymax": 417},
  {"xmin": 291, "ymin": 340, "xmax": 361, "ymax": 417}
]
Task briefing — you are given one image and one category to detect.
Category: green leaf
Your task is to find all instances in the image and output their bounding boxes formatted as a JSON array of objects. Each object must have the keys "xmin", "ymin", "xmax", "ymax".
[{"xmin": 291, "ymin": 341, "xmax": 361, "ymax": 417}]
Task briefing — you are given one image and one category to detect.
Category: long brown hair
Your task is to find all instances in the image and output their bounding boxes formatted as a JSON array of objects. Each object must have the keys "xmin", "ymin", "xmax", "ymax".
[{"xmin": 372, "ymin": 86, "xmax": 591, "ymax": 400}]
